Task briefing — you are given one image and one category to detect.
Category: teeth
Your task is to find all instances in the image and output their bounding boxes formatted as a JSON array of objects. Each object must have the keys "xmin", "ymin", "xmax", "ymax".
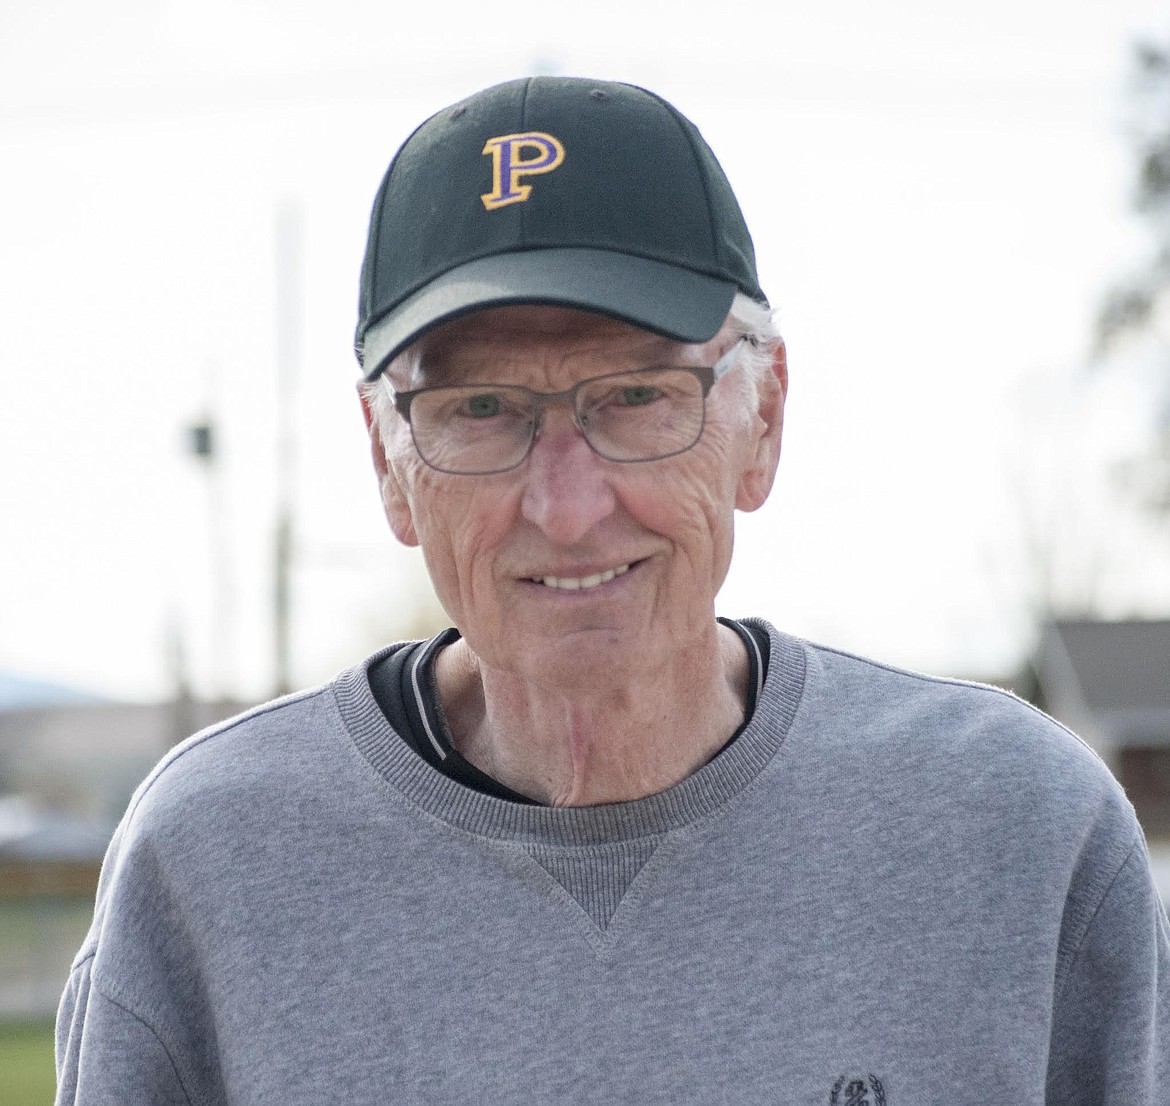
[{"xmin": 534, "ymin": 564, "xmax": 630, "ymax": 591}]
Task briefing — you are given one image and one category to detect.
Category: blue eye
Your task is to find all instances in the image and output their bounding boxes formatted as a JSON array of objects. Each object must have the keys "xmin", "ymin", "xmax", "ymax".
[
  {"xmin": 462, "ymin": 394, "xmax": 501, "ymax": 418},
  {"xmin": 619, "ymin": 385, "xmax": 661, "ymax": 406}
]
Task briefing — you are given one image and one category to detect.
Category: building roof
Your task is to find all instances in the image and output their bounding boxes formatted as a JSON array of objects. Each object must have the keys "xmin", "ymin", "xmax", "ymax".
[{"xmin": 1035, "ymin": 619, "xmax": 1170, "ymax": 749}]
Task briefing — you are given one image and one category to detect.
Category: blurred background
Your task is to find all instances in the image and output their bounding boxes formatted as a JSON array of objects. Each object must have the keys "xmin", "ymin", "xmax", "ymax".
[{"xmin": 3, "ymin": 0, "xmax": 1170, "ymax": 1096}]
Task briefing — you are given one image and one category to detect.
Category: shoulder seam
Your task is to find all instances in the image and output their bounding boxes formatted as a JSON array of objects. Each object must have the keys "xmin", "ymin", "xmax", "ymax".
[
  {"xmin": 1053, "ymin": 833, "xmax": 1146, "ymax": 1007},
  {"xmin": 68, "ymin": 947, "xmax": 97, "ymax": 973},
  {"xmin": 121, "ymin": 685, "xmax": 333, "ymax": 824},
  {"xmin": 802, "ymin": 639, "xmax": 1108, "ymax": 765},
  {"xmin": 91, "ymin": 973, "xmax": 199, "ymax": 1106}
]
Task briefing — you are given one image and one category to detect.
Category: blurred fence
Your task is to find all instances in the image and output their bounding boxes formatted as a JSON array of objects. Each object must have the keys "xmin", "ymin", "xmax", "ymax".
[
  {"xmin": 0, "ymin": 860, "xmax": 97, "ymax": 1019},
  {"xmin": 0, "ymin": 697, "xmax": 247, "ymax": 1019}
]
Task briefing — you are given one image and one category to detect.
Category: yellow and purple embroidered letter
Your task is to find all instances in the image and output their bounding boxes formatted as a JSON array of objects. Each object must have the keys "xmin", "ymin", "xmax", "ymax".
[{"xmin": 480, "ymin": 132, "xmax": 566, "ymax": 210}]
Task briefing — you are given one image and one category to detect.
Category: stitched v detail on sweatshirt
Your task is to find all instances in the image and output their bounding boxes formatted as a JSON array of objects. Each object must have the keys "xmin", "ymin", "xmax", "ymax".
[{"xmin": 528, "ymin": 838, "xmax": 661, "ymax": 930}]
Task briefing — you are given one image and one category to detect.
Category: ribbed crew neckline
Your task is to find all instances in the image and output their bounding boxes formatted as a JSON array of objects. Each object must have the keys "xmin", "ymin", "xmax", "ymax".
[{"xmin": 333, "ymin": 618, "xmax": 807, "ymax": 847}]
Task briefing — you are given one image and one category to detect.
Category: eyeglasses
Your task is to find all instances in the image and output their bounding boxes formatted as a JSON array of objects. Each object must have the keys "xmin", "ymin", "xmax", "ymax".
[{"xmin": 385, "ymin": 338, "xmax": 748, "ymax": 475}]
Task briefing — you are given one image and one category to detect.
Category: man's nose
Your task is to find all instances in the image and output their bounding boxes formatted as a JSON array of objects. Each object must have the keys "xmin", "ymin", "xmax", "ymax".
[{"xmin": 520, "ymin": 406, "xmax": 616, "ymax": 545}]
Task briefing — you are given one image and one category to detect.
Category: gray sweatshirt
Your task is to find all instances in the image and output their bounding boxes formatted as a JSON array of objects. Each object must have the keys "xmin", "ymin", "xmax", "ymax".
[{"xmin": 56, "ymin": 623, "xmax": 1170, "ymax": 1104}]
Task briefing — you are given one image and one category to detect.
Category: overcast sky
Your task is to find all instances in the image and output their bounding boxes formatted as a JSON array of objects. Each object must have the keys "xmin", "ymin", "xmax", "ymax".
[{"xmin": 3, "ymin": 0, "xmax": 1170, "ymax": 702}]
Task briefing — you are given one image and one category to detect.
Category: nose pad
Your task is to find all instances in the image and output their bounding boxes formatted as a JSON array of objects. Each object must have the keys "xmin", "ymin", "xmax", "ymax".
[
  {"xmin": 531, "ymin": 395, "xmax": 587, "ymax": 442},
  {"xmin": 530, "ymin": 398, "xmax": 591, "ymax": 455},
  {"xmin": 521, "ymin": 402, "xmax": 616, "ymax": 543}
]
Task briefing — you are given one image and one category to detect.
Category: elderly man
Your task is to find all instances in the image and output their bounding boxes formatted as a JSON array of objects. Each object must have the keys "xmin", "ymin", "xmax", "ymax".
[{"xmin": 57, "ymin": 77, "xmax": 1168, "ymax": 1104}]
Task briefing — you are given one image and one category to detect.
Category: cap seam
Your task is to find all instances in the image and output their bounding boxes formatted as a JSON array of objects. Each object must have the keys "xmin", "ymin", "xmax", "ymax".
[
  {"xmin": 644, "ymin": 90, "xmax": 722, "ymax": 271},
  {"xmin": 518, "ymin": 76, "xmax": 534, "ymax": 249}
]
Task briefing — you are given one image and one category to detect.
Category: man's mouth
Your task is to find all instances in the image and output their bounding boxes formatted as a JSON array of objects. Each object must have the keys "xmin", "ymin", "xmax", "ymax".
[{"xmin": 530, "ymin": 563, "xmax": 631, "ymax": 591}]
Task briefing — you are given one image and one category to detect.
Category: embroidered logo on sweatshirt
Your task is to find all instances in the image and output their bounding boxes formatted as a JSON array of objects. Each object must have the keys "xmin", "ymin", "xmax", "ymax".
[{"xmin": 830, "ymin": 1074, "xmax": 887, "ymax": 1106}]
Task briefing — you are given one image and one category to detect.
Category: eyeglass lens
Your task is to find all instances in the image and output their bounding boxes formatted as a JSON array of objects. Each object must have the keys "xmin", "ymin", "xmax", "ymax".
[{"xmin": 408, "ymin": 368, "xmax": 707, "ymax": 474}]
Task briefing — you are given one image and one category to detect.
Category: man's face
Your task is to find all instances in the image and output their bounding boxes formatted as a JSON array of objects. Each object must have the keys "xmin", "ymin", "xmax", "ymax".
[{"xmin": 367, "ymin": 306, "xmax": 785, "ymax": 687}]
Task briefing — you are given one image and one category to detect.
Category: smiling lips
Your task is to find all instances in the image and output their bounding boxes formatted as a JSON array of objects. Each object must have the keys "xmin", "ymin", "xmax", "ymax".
[{"xmin": 530, "ymin": 563, "xmax": 631, "ymax": 591}]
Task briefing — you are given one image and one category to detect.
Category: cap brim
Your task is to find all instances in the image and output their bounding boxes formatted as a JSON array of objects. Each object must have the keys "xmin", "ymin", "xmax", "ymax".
[{"xmin": 359, "ymin": 248, "xmax": 738, "ymax": 380}]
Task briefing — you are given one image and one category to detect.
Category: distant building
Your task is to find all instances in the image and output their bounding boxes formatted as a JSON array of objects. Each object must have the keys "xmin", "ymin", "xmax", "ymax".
[
  {"xmin": 1027, "ymin": 619, "xmax": 1170, "ymax": 837},
  {"xmin": 0, "ymin": 696, "xmax": 251, "ymax": 1017},
  {"xmin": 1015, "ymin": 617, "xmax": 1170, "ymax": 906},
  {"xmin": 0, "ymin": 698, "xmax": 251, "ymax": 827}
]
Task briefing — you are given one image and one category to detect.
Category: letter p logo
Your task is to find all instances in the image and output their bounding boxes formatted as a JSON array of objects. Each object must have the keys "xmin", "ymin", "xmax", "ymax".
[{"xmin": 480, "ymin": 132, "xmax": 565, "ymax": 211}]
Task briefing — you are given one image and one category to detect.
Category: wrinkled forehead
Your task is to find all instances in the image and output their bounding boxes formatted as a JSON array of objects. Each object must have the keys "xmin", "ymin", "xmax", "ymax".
[{"xmin": 390, "ymin": 305, "xmax": 717, "ymax": 389}]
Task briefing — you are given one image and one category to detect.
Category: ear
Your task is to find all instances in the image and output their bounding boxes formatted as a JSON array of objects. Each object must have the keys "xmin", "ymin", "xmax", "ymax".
[
  {"xmin": 359, "ymin": 389, "xmax": 420, "ymax": 547},
  {"xmin": 735, "ymin": 340, "xmax": 788, "ymax": 512}
]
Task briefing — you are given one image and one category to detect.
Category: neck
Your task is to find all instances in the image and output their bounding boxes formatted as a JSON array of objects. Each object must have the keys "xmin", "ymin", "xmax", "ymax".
[{"xmin": 434, "ymin": 622, "xmax": 749, "ymax": 806}]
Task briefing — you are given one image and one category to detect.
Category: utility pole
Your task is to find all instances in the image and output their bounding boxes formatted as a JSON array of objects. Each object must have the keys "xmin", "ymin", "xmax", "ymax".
[
  {"xmin": 183, "ymin": 364, "xmax": 236, "ymax": 703},
  {"xmin": 274, "ymin": 202, "xmax": 302, "ymax": 696}
]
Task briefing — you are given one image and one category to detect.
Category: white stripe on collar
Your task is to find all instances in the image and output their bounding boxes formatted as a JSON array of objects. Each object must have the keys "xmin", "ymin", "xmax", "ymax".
[{"xmin": 409, "ymin": 633, "xmax": 450, "ymax": 761}]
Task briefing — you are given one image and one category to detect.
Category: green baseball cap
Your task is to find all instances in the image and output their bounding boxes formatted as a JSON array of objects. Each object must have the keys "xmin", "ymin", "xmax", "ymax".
[{"xmin": 355, "ymin": 76, "xmax": 767, "ymax": 380}]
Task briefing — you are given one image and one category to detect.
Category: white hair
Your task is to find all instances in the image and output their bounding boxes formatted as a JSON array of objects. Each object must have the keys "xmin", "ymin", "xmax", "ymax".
[
  {"xmin": 358, "ymin": 292, "xmax": 781, "ymax": 442},
  {"xmin": 725, "ymin": 292, "xmax": 782, "ymax": 405},
  {"xmin": 360, "ymin": 353, "xmax": 401, "ymax": 448}
]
